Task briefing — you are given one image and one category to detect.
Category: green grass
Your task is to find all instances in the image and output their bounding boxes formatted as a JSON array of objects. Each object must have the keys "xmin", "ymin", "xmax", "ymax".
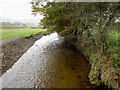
[
  {"xmin": 108, "ymin": 32, "xmax": 119, "ymax": 54},
  {"xmin": 108, "ymin": 32, "xmax": 120, "ymax": 69},
  {"xmin": 0, "ymin": 28, "xmax": 45, "ymax": 40}
]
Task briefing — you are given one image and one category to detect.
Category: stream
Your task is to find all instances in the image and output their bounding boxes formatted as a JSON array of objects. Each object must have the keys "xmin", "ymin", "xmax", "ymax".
[{"xmin": 1, "ymin": 32, "xmax": 97, "ymax": 88}]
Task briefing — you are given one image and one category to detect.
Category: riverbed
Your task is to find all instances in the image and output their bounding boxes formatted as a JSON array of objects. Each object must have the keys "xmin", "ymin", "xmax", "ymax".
[{"xmin": 1, "ymin": 33, "xmax": 97, "ymax": 88}]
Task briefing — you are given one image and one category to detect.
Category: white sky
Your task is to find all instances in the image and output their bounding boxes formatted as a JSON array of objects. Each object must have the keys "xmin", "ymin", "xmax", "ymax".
[{"xmin": 0, "ymin": 0, "xmax": 43, "ymax": 24}]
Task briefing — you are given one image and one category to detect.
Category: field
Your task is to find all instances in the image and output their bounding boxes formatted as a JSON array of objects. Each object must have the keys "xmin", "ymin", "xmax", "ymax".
[{"xmin": 0, "ymin": 28, "xmax": 45, "ymax": 40}]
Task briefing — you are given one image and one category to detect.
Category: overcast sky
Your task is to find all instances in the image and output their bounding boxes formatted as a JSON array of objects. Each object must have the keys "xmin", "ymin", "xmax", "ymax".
[{"xmin": 0, "ymin": 0, "xmax": 43, "ymax": 24}]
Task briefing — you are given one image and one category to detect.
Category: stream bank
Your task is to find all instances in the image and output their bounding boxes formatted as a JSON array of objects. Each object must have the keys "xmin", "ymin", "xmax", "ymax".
[
  {"xmin": 0, "ymin": 33, "xmax": 44, "ymax": 75},
  {"xmin": 1, "ymin": 33, "xmax": 99, "ymax": 88},
  {"xmin": 60, "ymin": 30, "xmax": 120, "ymax": 89}
]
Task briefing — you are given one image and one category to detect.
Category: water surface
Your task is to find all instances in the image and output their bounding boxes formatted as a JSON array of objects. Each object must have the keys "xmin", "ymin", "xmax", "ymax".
[{"xmin": 1, "ymin": 33, "xmax": 96, "ymax": 88}]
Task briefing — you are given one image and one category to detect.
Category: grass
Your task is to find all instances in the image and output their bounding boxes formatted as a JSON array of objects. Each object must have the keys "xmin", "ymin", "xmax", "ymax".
[
  {"xmin": 108, "ymin": 32, "xmax": 120, "ymax": 70},
  {"xmin": 108, "ymin": 33, "xmax": 119, "ymax": 53},
  {"xmin": 0, "ymin": 28, "xmax": 45, "ymax": 40}
]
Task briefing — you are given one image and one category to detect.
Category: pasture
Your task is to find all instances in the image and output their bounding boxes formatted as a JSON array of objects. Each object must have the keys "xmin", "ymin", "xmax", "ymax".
[{"xmin": 0, "ymin": 28, "xmax": 45, "ymax": 40}]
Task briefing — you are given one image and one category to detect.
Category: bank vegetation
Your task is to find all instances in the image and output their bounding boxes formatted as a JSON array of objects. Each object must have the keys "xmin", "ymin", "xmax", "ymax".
[{"xmin": 31, "ymin": 1, "xmax": 120, "ymax": 89}]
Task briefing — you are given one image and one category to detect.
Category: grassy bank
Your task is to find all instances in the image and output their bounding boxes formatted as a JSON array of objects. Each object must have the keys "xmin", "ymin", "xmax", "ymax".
[
  {"xmin": 0, "ymin": 28, "xmax": 45, "ymax": 40},
  {"xmin": 61, "ymin": 29, "xmax": 120, "ymax": 89},
  {"xmin": 108, "ymin": 33, "xmax": 120, "ymax": 72}
]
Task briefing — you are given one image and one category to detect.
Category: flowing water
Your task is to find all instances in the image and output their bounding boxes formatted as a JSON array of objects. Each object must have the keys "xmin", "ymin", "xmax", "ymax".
[{"xmin": 1, "ymin": 33, "xmax": 97, "ymax": 88}]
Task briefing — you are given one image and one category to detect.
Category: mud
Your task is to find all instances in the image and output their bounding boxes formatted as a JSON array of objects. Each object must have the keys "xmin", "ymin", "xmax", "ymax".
[{"xmin": 0, "ymin": 33, "xmax": 44, "ymax": 75}]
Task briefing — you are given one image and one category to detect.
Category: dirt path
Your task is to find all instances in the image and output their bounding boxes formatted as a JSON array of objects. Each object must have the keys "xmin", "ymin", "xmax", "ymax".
[{"xmin": 0, "ymin": 33, "xmax": 43, "ymax": 75}]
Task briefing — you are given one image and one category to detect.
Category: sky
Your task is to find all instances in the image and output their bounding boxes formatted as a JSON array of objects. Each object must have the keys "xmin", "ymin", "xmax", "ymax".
[{"xmin": 0, "ymin": 0, "xmax": 43, "ymax": 24}]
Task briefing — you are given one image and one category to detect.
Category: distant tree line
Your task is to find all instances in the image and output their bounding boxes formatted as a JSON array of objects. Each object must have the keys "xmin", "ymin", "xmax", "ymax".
[{"xmin": 0, "ymin": 21, "xmax": 39, "ymax": 29}]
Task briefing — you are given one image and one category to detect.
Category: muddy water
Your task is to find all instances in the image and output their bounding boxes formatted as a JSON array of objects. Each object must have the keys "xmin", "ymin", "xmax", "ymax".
[{"xmin": 1, "ymin": 33, "xmax": 96, "ymax": 88}]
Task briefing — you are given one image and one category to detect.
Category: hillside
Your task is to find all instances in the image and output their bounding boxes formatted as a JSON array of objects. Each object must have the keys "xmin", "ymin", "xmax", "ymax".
[{"xmin": 0, "ymin": 17, "xmax": 37, "ymax": 28}]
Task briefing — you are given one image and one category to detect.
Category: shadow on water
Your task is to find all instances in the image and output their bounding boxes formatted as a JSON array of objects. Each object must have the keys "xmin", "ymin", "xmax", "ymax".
[
  {"xmin": 35, "ymin": 40, "xmax": 111, "ymax": 89},
  {"xmin": 34, "ymin": 41, "xmax": 96, "ymax": 88}
]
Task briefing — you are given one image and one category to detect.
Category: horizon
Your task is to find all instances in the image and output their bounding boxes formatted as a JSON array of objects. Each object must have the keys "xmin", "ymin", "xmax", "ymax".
[{"xmin": 0, "ymin": 0, "xmax": 43, "ymax": 24}]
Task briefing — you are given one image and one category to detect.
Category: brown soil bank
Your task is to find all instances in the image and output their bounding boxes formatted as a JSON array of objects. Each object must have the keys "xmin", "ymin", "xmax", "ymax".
[{"xmin": 0, "ymin": 33, "xmax": 44, "ymax": 75}]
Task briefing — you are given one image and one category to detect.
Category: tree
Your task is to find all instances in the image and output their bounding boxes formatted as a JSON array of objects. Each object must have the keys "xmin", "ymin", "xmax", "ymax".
[{"xmin": 31, "ymin": 1, "xmax": 120, "ymax": 53}]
